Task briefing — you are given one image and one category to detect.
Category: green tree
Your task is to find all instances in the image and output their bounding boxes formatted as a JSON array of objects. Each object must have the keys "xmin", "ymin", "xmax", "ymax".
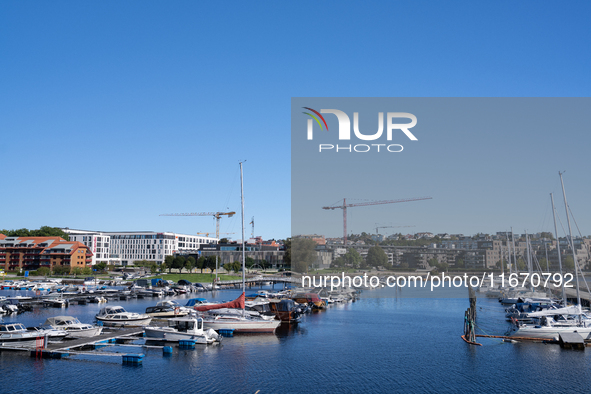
[
  {"xmin": 344, "ymin": 248, "xmax": 363, "ymax": 269},
  {"xmin": 495, "ymin": 259, "xmax": 508, "ymax": 270},
  {"xmin": 160, "ymin": 262, "xmax": 167, "ymax": 273},
  {"xmin": 52, "ymin": 266, "xmax": 70, "ymax": 276},
  {"xmin": 366, "ymin": 246, "xmax": 388, "ymax": 269},
  {"xmin": 223, "ymin": 262, "xmax": 234, "ymax": 272},
  {"xmin": 331, "ymin": 256, "xmax": 345, "ymax": 269},
  {"xmin": 82, "ymin": 267, "xmax": 92, "ymax": 276},
  {"xmin": 205, "ymin": 256, "xmax": 218, "ymax": 274},
  {"xmin": 516, "ymin": 258, "xmax": 526, "ymax": 271},
  {"xmin": 185, "ymin": 256, "xmax": 196, "ymax": 273},
  {"xmin": 165, "ymin": 255, "xmax": 175, "ymax": 273},
  {"xmin": 245, "ymin": 257, "xmax": 255, "ymax": 270},
  {"xmin": 172, "ymin": 256, "xmax": 186, "ymax": 273},
  {"xmin": 427, "ymin": 258, "xmax": 439, "ymax": 269},
  {"xmin": 196, "ymin": 256, "xmax": 206, "ymax": 273},
  {"xmin": 563, "ymin": 255, "xmax": 575, "ymax": 273},
  {"xmin": 1, "ymin": 226, "xmax": 70, "ymax": 240},
  {"xmin": 37, "ymin": 267, "xmax": 50, "ymax": 277},
  {"xmin": 232, "ymin": 261, "xmax": 241, "ymax": 273},
  {"xmin": 538, "ymin": 258, "xmax": 549, "ymax": 271},
  {"xmin": 96, "ymin": 262, "xmax": 107, "ymax": 272},
  {"xmin": 72, "ymin": 267, "xmax": 83, "ymax": 277},
  {"xmin": 539, "ymin": 232, "xmax": 554, "ymax": 240},
  {"xmin": 219, "ymin": 238, "xmax": 229, "ymax": 244},
  {"xmin": 291, "ymin": 238, "xmax": 317, "ymax": 273},
  {"xmin": 283, "ymin": 238, "xmax": 291, "ymax": 269}
]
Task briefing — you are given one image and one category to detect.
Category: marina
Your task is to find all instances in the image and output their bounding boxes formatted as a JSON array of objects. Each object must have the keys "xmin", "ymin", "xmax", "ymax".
[{"xmin": 4, "ymin": 284, "xmax": 591, "ymax": 393}]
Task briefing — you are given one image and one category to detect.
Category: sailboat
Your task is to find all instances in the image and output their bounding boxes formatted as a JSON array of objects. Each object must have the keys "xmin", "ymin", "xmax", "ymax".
[
  {"xmin": 198, "ymin": 162, "xmax": 280, "ymax": 333},
  {"xmin": 510, "ymin": 173, "xmax": 590, "ymax": 340}
]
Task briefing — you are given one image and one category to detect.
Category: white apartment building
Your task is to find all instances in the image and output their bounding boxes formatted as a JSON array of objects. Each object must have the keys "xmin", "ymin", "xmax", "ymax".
[{"xmin": 63, "ymin": 229, "xmax": 217, "ymax": 266}]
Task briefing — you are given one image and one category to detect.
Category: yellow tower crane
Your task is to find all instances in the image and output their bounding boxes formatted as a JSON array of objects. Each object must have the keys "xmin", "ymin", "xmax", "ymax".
[{"xmin": 159, "ymin": 211, "xmax": 236, "ymax": 240}]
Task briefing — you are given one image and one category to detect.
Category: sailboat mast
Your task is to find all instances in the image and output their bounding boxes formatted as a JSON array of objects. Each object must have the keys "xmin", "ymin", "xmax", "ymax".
[
  {"xmin": 507, "ymin": 232, "xmax": 513, "ymax": 275},
  {"xmin": 511, "ymin": 227, "xmax": 518, "ymax": 274},
  {"xmin": 500, "ymin": 239, "xmax": 504, "ymax": 277},
  {"xmin": 240, "ymin": 161, "xmax": 246, "ymax": 295},
  {"xmin": 544, "ymin": 242, "xmax": 549, "ymax": 272},
  {"xmin": 525, "ymin": 231, "xmax": 533, "ymax": 291},
  {"xmin": 550, "ymin": 192, "xmax": 567, "ymax": 306},
  {"xmin": 559, "ymin": 172, "xmax": 581, "ymax": 309}
]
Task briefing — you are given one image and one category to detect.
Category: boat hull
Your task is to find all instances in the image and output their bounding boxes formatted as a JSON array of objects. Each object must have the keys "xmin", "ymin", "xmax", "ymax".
[
  {"xmin": 64, "ymin": 326, "xmax": 103, "ymax": 338},
  {"xmin": 144, "ymin": 328, "xmax": 214, "ymax": 343},
  {"xmin": 510, "ymin": 326, "xmax": 591, "ymax": 340},
  {"xmin": 201, "ymin": 318, "xmax": 280, "ymax": 333},
  {"xmin": 96, "ymin": 317, "xmax": 152, "ymax": 327}
]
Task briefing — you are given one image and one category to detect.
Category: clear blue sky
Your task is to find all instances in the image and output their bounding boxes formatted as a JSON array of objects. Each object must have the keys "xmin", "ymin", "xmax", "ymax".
[{"xmin": 1, "ymin": 1, "xmax": 590, "ymax": 240}]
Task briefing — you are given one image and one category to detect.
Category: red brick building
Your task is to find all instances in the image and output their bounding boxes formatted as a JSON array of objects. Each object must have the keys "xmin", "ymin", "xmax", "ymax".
[{"xmin": 0, "ymin": 236, "xmax": 92, "ymax": 273}]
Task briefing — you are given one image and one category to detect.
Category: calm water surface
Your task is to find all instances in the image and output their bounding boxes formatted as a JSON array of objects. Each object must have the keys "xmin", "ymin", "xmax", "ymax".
[{"xmin": 1, "ymin": 286, "xmax": 591, "ymax": 393}]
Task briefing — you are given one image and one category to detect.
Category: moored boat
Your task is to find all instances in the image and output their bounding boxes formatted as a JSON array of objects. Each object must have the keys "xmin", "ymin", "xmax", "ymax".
[
  {"xmin": 95, "ymin": 306, "xmax": 152, "ymax": 327},
  {"xmin": 43, "ymin": 316, "xmax": 103, "ymax": 338},
  {"xmin": 269, "ymin": 299, "xmax": 303, "ymax": 323},
  {"xmin": 1, "ymin": 322, "xmax": 50, "ymax": 347},
  {"xmin": 144, "ymin": 316, "xmax": 221, "ymax": 344}
]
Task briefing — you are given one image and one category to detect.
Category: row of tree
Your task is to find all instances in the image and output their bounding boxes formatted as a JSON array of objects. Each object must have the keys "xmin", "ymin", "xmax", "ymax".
[
  {"xmin": 134, "ymin": 255, "xmax": 271, "ymax": 274},
  {"xmin": 289, "ymin": 237, "xmax": 392, "ymax": 272},
  {"xmin": 330, "ymin": 246, "xmax": 390, "ymax": 270},
  {"xmin": 0, "ymin": 226, "xmax": 70, "ymax": 240},
  {"xmin": 33, "ymin": 266, "xmax": 93, "ymax": 276},
  {"xmin": 222, "ymin": 258, "xmax": 272, "ymax": 273}
]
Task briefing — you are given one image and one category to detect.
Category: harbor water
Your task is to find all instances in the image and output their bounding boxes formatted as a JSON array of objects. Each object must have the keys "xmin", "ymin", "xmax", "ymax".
[{"xmin": 2, "ymin": 286, "xmax": 591, "ymax": 393}]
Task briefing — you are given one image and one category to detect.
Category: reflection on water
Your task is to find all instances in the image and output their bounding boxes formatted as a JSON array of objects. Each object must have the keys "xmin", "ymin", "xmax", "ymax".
[{"xmin": 3, "ymin": 287, "xmax": 591, "ymax": 393}]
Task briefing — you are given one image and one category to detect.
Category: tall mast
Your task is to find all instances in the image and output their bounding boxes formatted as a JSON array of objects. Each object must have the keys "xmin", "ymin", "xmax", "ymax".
[
  {"xmin": 525, "ymin": 231, "xmax": 533, "ymax": 291},
  {"xmin": 544, "ymin": 242, "xmax": 549, "ymax": 273},
  {"xmin": 511, "ymin": 227, "xmax": 518, "ymax": 274},
  {"xmin": 500, "ymin": 239, "xmax": 504, "ymax": 277},
  {"xmin": 559, "ymin": 172, "xmax": 581, "ymax": 310},
  {"xmin": 550, "ymin": 192, "xmax": 567, "ymax": 306},
  {"xmin": 507, "ymin": 233, "xmax": 513, "ymax": 275},
  {"xmin": 240, "ymin": 161, "xmax": 246, "ymax": 298}
]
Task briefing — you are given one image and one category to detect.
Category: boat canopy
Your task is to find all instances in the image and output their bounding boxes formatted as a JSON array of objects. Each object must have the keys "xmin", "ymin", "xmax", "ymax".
[
  {"xmin": 276, "ymin": 299, "xmax": 296, "ymax": 312},
  {"xmin": 185, "ymin": 298, "xmax": 209, "ymax": 307},
  {"xmin": 44, "ymin": 316, "xmax": 81, "ymax": 326}
]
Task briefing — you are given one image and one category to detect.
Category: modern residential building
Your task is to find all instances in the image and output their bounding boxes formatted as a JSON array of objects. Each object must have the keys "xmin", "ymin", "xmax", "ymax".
[
  {"xmin": 63, "ymin": 229, "xmax": 218, "ymax": 266},
  {"xmin": 0, "ymin": 236, "xmax": 92, "ymax": 273}
]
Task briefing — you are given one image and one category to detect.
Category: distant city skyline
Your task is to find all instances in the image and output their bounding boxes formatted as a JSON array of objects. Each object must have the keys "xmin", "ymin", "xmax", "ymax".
[{"xmin": 2, "ymin": 2, "xmax": 591, "ymax": 241}]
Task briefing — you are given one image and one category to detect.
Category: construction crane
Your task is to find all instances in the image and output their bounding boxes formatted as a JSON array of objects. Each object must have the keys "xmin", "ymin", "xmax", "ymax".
[
  {"xmin": 249, "ymin": 216, "xmax": 254, "ymax": 238},
  {"xmin": 197, "ymin": 232, "xmax": 235, "ymax": 238},
  {"xmin": 159, "ymin": 211, "xmax": 236, "ymax": 240},
  {"xmin": 375, "ymin": 225, "xmax": 415, "ymax": 234},
  {"xmin": 322, "ymin": 197, "xmax": 432, "ymax": 246}
]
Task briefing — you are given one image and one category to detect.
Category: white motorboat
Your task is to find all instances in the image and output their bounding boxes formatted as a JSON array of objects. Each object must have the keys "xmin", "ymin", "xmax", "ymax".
[
  {"xmin": 26, "ymin": 326, "xmax": 69, "ymax": 342},
  {"xmin": 95, "ymin": 306, "xmax": 152, "ymax": 327},
  {"xmin": 43, "ymin": 316, "xmax": 103, "ymax": 338},
  {"xmin": 0, "ymin": 322, "xmax": 55, "ymax": 347},
  {"xmin": 157, "ymin": 300, "xmax": 193, "ymax": 313},
  {"xmin": 145, "ymin": 305, "xmax": 189, "ymax": 318},
  {"xmin": 83, "ymin": 277, "xmax": 100, "ymax": 286},
  {"xmin": 144, "ymin": 316, "xmax": 221, "ymax": 344}
]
